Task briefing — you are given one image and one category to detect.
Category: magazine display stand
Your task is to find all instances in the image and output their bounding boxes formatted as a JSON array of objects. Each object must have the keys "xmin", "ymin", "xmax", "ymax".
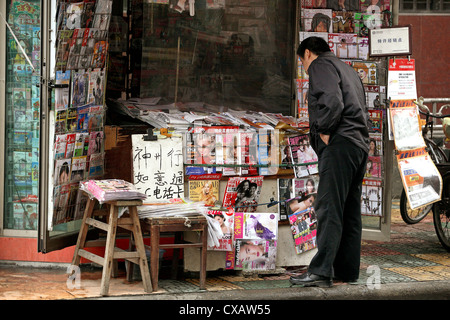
[{"xmin": 71, "ymin": 197, "xmax": 152, "ymax": 296}]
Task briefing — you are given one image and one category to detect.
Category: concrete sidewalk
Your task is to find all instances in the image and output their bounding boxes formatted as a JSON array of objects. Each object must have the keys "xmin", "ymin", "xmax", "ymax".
[{"xmin": 0, "ymin": 201, "xmax": 449, "ymax": 300}]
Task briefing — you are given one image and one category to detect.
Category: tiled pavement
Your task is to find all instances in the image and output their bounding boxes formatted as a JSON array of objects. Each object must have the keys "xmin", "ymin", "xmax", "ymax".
[{"xmin": 0, "ymin": 201, "xmax": 449, "ymax": 300}]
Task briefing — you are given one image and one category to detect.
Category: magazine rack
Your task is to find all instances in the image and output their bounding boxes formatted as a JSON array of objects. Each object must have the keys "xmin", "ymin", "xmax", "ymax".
[
  {"xmin": 139, "ymin": 216, "xmax": 208, "ymax": 292},
  {"xmin": 71, "ymin": 197, "xmax": 152, "ymax": 296}
]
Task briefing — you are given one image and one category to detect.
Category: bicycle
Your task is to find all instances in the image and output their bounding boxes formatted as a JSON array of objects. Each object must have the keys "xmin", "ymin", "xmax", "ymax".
[{"xmin": 399, "ymin": 98, "xmax": 449, "ymax": 224}]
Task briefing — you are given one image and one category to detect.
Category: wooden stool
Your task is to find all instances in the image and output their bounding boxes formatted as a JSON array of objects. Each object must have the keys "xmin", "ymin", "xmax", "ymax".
[
  {"xmin": 70, "ymin": 198, "xmax": 152, "ymax": 296},
  {"xmin": 140, "ymin": 216, "xmax": 208, "ymax": 292}
]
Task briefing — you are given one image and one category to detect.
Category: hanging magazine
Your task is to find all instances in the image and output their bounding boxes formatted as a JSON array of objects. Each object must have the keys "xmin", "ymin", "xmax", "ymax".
[
  {"xmin": 361, "ymin": 179, "xmax": 383, "ymax": 216},
  {"xmin": 390, "ymin": 106, "xmax": 426, "ymax": 151},
  {"xmin": 206, "ymin": 209, "xmax": 234, "ymax": 251},
  {"xmin": 288, "ymin": 134, "xmax": 318, "ymax": 178},
  {"xmin": 397, "ymin": 148, "xmax": 442, "ymax": 209},
  {"xmin": 288, "ymin": 207, "xmax": 317, "ymax": 254},
  {"xmin": 222, "ymin": 176, "xmax": 264, "ymax": 212}
]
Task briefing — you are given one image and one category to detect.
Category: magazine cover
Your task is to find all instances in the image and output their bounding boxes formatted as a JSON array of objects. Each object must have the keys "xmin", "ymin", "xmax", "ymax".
[
  {"xmin": 302, "ymin": 9, "xmax": 333, "ymax": 33},
  {"xmin": 63, "ymin": 183, "xmax": 80, "ymax": 222},
  {"xmin": 293, "ymin": 176, "xmax": 320, "ymax": 198},
  {"xmin": 64, "ymin": 133, "xmax": 76, "ymax": 158},
  {"xmin": 296, "ymin": 79, "xmax": 309, "ymax": 119},
  {"xmin": 55, "ymin": 70, "xmax": 71, "ymax": 111},
  {"xmin": 88, "ymin": 152, "xmax": 104, "ymax": 177},
  {"xmin": 93, "ymin": 0, "xmax": 113, "ymax": 30},
  {"xmin": 91, "ymin": 41, "xmax": 109, "ymax": 68},
  {"xmin": 277, "ymin": 178, "xmax": 293, "ymax": 221},
  {"xmin": 189, "ymin": 179, "xmax": 219, "ymax": 206},
  {"xmin": 365, "ymin": 85, "xmax": 384, "ymax": 109},
  {"xmin": 53, "ymin": 184, "xmax": 70, "ymax": 226},
  {"xmin": 352, "ymin": 61, "xmax": 378, "ymax": 85},
  {"xmin": 54, "ymin": 158, "xmax": 72, "ymax": 186},
  {"xmin": 234, "ymin": 239, "xmax": 277, "ymax": 271},
  {"xmin": 70, "ymin": 156, "xmax": 87, "ymax": 182},
  {"xmin": 235, "ymin": 212, "xmax": 278, "ymax": 240},
  {"xmin": 358, "ymin": 36, "xmax": 369, "ymax": 60},
  {"xmin": 301, "ymin": 0, "xmax": 327, "ymax": 8},
  {"xmin": 390, "ymin": 106, "xmax": 426, "ymax": 151},
  {"xmin": 288, "ymin": 207, "xmax": 317, "ymax": 254},
  {"xmin": 328, "ymin": 33, "xmax": 358, "ymax": 59},
  {"xmin": 184, "ymin": 127, "xmax": 220, "ymax": 174},
  {"xmin": 361, "ymin": 178, "xmax": 383, "ymax": 216},
  {"xmin": 360, "ymin": 0, "xmax": 390, "ymax": 12},
  {"xmin": 74, "ymin": 187, "xmax": 89, "ymax": 221},
  {"xmin": 365, "ymin": 155, "xmax": 382, "ymax": 178},
  {"xmin": 288, "ymin": 134, "xmax": 318, "ymax": 178},
  {"xmin": 87, "ymin": 68, "xmax": 105, "ymax": 106},
  {"xmin": 239, "ymin": 131, "xmax": 259, "ymax": 176},
  {"xmin": 85, "ymin": 179, "xmax": 146, "ymax": 203},
  {"xmin": 222, "ymin": 132, "xmax": 240, "ymax": 176},
  {"xmin": 327, "ymin": 0, "xmax": 360, "ymax": 10},
  {"xmin": 73, "ymin": 132, "xmax": 89, "ymax": 157},
  {"xmin": 206, "ymin": 209, "xmax": 234, "ymax": 251},
  {"xmin": 222, "ymin": 176, "xmax": 264, "ymax": 212},
  {"xmin": 369, "ymin": 132, "xmax": 383, "ymax": 157},
  {"xmin": 257, "ymin": 129, "xmax": 277, "ymax": 176},
  {"xmin": 332, "ymin": 11, "xmax": 354, "ymax": 33},
  {"xmin": 87, "ymin": 131, "xmax": 103, "ymax": 156},
  {"xmin": 397, "ymin": 148, "xmax": 442, "ymax": 209},
  {"xmin": 71, "ymin": 70, "xmax": 89, "ymax": 108}
]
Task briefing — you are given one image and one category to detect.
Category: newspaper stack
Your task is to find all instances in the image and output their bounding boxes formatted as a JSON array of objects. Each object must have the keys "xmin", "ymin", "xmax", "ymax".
[
  {"xmin": 81, "ymin": 179, "xmax": 147, "ymax": 203},
  {"xmin": 136, "ymin": 201, "xmax": 205, "ymax": 219}
]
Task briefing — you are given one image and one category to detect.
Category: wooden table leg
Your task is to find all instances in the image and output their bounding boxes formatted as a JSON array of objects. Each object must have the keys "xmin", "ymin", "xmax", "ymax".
[
  {"xmin": 150, "ymin": 224, "xmax": 160, "ymax": 292},
  {"xmin": 129, "ymin": 206, "xmax": 152, "ymax": 293}
]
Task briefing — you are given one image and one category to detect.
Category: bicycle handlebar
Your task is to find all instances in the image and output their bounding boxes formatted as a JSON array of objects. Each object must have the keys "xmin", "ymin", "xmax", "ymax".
[{"xmin": 414, "ymin": 98, "xmax": 450, "ymax": 119}]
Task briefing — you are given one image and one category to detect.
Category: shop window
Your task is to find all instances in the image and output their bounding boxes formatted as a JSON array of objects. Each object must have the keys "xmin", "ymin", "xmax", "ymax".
[
  {"xmin": 3, "ymin": 0, "xmax": 41, "ymax": 231},
  {"xmin": 124, "ymin": 0, "xmax": 295, "ymax": 115}
]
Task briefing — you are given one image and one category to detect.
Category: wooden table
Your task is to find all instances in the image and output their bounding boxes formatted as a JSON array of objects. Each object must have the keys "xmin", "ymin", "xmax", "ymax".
[{"xmin": 140, "ymin": 215, "xmax": 208, "ymax": 292}]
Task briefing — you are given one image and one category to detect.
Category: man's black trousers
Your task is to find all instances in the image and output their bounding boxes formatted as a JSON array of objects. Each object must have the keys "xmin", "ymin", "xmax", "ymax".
[{"xmin": 308, "ymin": 134, "xmax": 368, "ymax": 280}]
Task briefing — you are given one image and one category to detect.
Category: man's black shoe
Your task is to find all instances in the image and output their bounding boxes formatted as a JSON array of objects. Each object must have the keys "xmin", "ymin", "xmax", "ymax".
[{"xmin": 289, "ymin": 272, "xmax": 333, "ymax": 288}]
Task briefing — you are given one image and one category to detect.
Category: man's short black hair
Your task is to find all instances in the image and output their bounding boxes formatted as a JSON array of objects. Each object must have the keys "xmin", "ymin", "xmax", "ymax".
[{"xmin": 297, "ymin": 36, "xmax": 331, "ymax": 58}]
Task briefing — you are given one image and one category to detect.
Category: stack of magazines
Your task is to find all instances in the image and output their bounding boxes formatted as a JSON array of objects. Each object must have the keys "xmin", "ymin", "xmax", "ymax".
[
  {"xmin": 80, "ymin": 179, "xmax": 147, "ymax": 203},
  {"xmin": 136, "ymin": 200, "xmax": 206, "ymax": 219}
]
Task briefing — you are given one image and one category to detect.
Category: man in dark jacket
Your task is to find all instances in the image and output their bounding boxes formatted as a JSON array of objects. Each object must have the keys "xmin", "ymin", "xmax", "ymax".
[{"xmin": 290, "ymin": 36, "xmax": 370, "ymax": 287}]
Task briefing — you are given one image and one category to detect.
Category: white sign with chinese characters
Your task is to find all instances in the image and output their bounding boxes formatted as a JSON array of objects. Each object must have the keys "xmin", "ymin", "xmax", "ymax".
[
  {"xmin": 131, "ymin": 134, "xmax": 184, "ymax": 204},
  {"xmin": 387, "ymin": 58, "xmax": 417, "ymax": 100},
  {"xmin": 369, "ymin": 26, "xmax": 411, "ymax": 57}
]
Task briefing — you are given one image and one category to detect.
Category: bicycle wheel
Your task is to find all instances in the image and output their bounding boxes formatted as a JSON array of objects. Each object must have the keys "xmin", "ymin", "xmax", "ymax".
[
  {"xmin": 433, "ymin": 173, "xmax": 450, "ymax": 252},
  {"xmin": 425, "ymin": 138, "xmax": 448, "ymax": 164},
  {"xmin": 400, "ymin": 189, "xmax": 432, "ymax": 224}
]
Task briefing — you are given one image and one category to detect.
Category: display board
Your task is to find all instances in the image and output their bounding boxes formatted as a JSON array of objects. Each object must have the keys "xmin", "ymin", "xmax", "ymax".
[{"xmin": 131, "ymin": 134, "xmax": 185, "ymax": 204}]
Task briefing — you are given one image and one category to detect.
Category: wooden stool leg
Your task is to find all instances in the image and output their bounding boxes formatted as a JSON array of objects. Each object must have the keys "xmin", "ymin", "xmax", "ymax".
[
  {"xmin": 129, "ymin": 206, "xmax": 152, "ymax": 293},
  {"xmin": 150, "ymin": 224, "xmax": 160, "ymax": 292},
  {"xmin": 100, "ymin": 204, "xmax": 119, "ymax": 296},
  {"xmin": 126, "ymin": 233, "xmax": 135, "ymax": 282},
  {"xmin": 71, "ymin": 198, "xmax": 96, "ymax": 266}
]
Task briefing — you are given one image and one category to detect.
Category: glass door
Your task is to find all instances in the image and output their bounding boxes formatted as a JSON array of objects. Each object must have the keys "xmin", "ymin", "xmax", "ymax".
[
  {"xmin": 2, "ymin": 0, "xmax": 41, "ymax": 237},
  {"xmin": 38, "ymin": 0, "xmax": 111, "ymax": 253}
]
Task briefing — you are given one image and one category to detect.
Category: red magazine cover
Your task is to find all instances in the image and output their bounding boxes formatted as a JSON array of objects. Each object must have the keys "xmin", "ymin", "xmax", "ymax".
[{"xmin": 222, "ymin": 176, "xmax": 264, "ymax": 212}]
